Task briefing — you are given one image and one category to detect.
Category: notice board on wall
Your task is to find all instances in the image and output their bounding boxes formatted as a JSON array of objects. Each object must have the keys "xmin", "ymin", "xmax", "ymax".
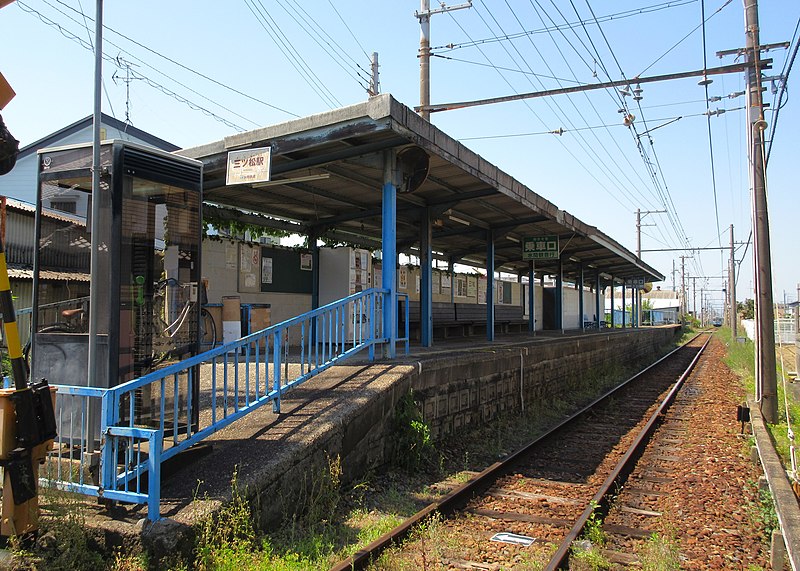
[{"xmin": 259, "ymin": 246, "xmax": 313, "ymax": 293}]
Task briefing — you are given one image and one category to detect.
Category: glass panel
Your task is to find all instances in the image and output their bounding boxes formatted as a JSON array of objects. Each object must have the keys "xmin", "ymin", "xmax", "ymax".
[{"xmin": 118, "ymin": 175, "xmax": 201, "ymax": 384}]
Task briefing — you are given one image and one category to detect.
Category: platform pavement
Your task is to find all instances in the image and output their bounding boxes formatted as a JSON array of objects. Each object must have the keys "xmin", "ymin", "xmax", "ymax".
[{"xmin": 43, "ymin": 328, "xmax": 637, "ymax": 544}]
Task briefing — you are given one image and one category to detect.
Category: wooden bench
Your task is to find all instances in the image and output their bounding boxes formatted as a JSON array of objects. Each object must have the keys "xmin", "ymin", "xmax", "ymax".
[{"xmin": 400, "ymin": 301, "xmax": 530, "ymax": 340}]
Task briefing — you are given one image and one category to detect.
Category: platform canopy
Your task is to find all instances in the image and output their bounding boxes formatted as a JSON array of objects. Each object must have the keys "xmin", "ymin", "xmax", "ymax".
[{"xmin": 180, "ymin": 94, "xmax": 663, "ymax": 285}]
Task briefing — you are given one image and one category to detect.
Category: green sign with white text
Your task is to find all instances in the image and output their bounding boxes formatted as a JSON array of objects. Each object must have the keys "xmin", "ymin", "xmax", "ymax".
[{"xmin": 523, "ymin": 235, "xmax": 559, "ymax": 260}]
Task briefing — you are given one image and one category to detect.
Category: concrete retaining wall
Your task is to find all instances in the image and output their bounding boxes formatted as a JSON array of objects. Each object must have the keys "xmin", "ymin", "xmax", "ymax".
[{"xmin": 410, "ymin": 327, "xmax": 681, "ymax": 440}]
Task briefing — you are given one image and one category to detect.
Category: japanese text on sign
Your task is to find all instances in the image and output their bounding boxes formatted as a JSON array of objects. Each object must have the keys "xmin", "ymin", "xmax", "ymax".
[
  {"xmin": 522, "ymin": 235, "xmax": 559, "ymax": 260},
  {"xmin": 226, "ymin": 146, "xmax": 272, "ymax": 185}
]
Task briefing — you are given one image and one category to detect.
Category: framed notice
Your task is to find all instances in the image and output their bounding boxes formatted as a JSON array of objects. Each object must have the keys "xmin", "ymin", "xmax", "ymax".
[
  {"xmin": 261, "ymin": 257, "xmax": 273, "ymax": 284},
  {"xmin": 300, "ymin": 253, "xmax": 312, "ymax": 271}
]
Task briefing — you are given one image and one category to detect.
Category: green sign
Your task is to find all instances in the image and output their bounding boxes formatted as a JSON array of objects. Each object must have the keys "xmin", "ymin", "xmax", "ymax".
[{"xmin": 523, "ymin": 235, "xmax": 559, "ymax": 260}]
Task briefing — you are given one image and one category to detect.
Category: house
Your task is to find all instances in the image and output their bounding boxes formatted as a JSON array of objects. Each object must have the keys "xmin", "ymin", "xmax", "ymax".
[
  {"xmin": 605, "ymin": 286, "xmax": 681, "ymax": 325},
  {"xmin": 0, "ymin": 113, "xmax": 178, "ymax": 216}
]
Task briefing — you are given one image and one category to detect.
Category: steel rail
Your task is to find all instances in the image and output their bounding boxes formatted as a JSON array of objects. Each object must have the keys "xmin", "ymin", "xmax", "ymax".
[
  {"xmin": 329, "ymin": 331, "xmax": 708, "ymax": 571},
  {"xmin": 543, "ymin": 332, "xmax": 711, "ymax": 569}
]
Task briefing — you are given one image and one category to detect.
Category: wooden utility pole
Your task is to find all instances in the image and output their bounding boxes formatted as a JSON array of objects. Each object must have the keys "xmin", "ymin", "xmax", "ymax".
[
  {"xmin": 744, "ymin": 0, "xmax": 778, "ymax": 423},
  {"xmin": 728, "ymin": 224, "xmax": 737, "ymax": 338}
]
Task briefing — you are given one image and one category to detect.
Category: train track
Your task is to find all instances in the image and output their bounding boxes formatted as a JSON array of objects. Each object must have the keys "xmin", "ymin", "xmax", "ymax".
[{"xmin": 331, "ymin": 332, "xmax": 712, "ymax": 570}]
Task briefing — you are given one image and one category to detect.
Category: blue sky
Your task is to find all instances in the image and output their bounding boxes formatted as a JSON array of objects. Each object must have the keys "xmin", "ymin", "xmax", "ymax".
[{"xmin": 3, "ymin": 0, "xmax": 798, "ymax": 311}]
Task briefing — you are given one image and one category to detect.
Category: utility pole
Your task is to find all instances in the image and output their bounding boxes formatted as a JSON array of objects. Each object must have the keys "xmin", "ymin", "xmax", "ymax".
[
  {"xmin": 368, "ymin": 52, "xmax": 380, "ymax": 96},
  {"xmin": 672, "ymin": 259, "xmax": 677, "ymax": 292},
  {"xmin": 635, "ymin": 208, "xmax": 666, "ymax": 258},
  {"xmin": 415, "ymin": 0, "xmax": 472, "ymax": 121},
  {"xmin": 728, "ymin": 224, "xmax": 737, "ymax": 338},
  {"xmin": 680, "ymin": 256, "xmax": 689, "ymax": 318},
  {"xmin": 744, "ymin": 0, "xmax": 777, "ymax": 423}
]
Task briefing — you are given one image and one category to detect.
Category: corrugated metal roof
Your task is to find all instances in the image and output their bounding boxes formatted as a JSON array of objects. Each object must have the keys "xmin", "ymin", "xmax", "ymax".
[
  {"xmin": 2, "ymin": 196, "xmax": 86, "ymax": 226},
  {"xmin": 8, "ymin": 268, "xmax": 90, "ymax": 282},
  {"xmin": 181, "ymin": 94, "xmax": 664, "ymax": 286}
]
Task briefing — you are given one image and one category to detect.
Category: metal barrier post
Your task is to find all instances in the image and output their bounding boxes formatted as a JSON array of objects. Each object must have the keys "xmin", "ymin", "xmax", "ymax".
[
  {"xmin": 272, "ymin": 331, "xmax": 282, "ymax": 414},
  {"xmin": 147, "ymin": 430, "xmax": 162, "ymax": 521}
]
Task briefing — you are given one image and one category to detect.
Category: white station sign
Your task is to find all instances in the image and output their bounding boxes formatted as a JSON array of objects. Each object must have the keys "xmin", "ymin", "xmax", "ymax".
[{"xmin": 226, "ymin": 146, "xmax": 272, "ymax": 185}]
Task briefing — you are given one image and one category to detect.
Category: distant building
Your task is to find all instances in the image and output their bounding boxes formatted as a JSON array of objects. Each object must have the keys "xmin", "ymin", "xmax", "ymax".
[
  {"xmin": 0, "ymin": 113, "xmax": 178, "ymax": 216},
  {"xmin": 605, "ymin": 286, "xmax": 681, "ymax": 325}
]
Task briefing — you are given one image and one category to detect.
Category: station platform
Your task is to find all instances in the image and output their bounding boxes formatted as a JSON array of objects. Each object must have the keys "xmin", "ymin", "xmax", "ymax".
[{"xmin": 70, "ymin": 325, "xmax": 680, "ymax": 551}]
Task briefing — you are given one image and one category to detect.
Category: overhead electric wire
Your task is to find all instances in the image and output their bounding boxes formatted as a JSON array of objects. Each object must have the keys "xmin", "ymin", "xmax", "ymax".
[
  {"xmin": 19, "ymin": 0, "xmax": 251, "ymax": 131},
  {"xmin": 699, "ymin": 0, "xmax": 723, "ymax": 247},
  {"xmin": 435, "ymin": 0, "xmax": 697, "ymax": 53},
  {"xmin": 637, "ymin": 0, "xmax": 733, "ymax": 77},
  {"xmin": 444, "ymin": 6, "xmax": 632, "ymax": 212},
  {"xmin": 42, "ymin": 0, "xmax": 257, "ymax": 129},
  {"xmin": 529, "ymin": 0, "xmax": 666, "ymax": 210},
  {"xmin": 431, "ymin": 53, "xmax": 581, "ymax": 83},
  {"xmin": 473, "ymin": 2, "xmax": 652, "ymax": 211},
  {"xmin": 244, "ymin": 0, "xmax": 342, "ymax": 108},
  {"xmin": 766, "ymin": 15, "xmax": 800, "ymax": 167},
  {"xmin": 518, "ymin": 0, "xmax": 663, "ymax": 210},
  {"xmin": 327, "ymin": 0, "xmax": 372, "ymax": 63},
  {"xmin": 275, "ymin": 0, "xmax": 371, "ymax": 91},
  {"xmin": 578, "ymin": 0, "xmax": 695, "ymax": 260},
  {"xmin": 50, "ymin": 0, "xmax": 298, "ymax": 118}
]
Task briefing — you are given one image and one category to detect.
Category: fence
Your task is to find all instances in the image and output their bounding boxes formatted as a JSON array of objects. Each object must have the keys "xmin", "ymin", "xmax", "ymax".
[
  {"xmin": 775, "ymin": 317, "xmax": 796, "ymax": 345},
  {"xmin": 35, "ymin": 288, "xmax": 408, "ymax": 520}
]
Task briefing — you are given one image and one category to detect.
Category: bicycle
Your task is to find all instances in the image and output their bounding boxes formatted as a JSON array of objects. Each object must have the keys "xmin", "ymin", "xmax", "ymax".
[{"xmin": 146, "ymin": 278, "xmax": 217, "ymax": 366}]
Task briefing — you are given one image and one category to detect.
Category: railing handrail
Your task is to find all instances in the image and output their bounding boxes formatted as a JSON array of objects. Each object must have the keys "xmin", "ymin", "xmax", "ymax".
[
  {"xmin": 39, "ymin": 287, "xmax": 406, "ymax": 521},
  {"xmin": 107, "ymin": 287, "xmax": 389, "ymax": 397}
]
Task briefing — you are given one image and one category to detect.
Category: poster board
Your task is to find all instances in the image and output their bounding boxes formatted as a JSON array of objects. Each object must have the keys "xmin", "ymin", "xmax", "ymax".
[{"xmin": 259, "ymin": 246, "xmax": 313, "ymax": 293}]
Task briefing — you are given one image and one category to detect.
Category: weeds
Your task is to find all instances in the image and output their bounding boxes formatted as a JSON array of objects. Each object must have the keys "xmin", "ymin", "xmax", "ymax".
[
  {"xmin": 391, "ymin": 391, "xmax": 435, "ymax": 472},
  {"xmin": 637, "ymin": 531, "xmax": 681, "ymax": 571},
  {"xmin": 195, "ymin": 470, "xmax": 257, "ymax": 571}
]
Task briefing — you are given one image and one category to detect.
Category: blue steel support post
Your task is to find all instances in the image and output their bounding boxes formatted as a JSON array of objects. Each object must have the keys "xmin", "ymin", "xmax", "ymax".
[
  {"xmin": 528, "ymin": 260, "xmax": 535, "ymax": 333},
  {"xmin": 609, "ymin": 277, "xmax": 615, "ymax": 328},
  {"xmin": 486, "ymin": 230, "xmax": 495, "ymax": 341},
  {"xmin": 147, "ymin": 430, "xmax": 162, "ymax": 521},
  {"xmin": 100, "ymin": 390, "xmax": 117, "ymax": 495},
  {"xmin": 382, "ymin": 153, "xmax": 397, "ymax": 358},
  {"xmin": 310, "ymin": 230, "xmax": 319, "ymax": 343},
  {"xmin": 622, "ymin": 283, "xmax": 627, "ymax": 329},
  {"xmin": 578, "ymin": 262, "xmax": 585, "ymax": 331},
  {"xmin": 420, "ymin": 207, "xmax": 433, "ymax": 347},
  {"xmin": 448, "ymin": 258, "xmax": 455, "ymax": 304},
  {"xmin": 556, "ymin": 257, "xmax": 563, "ymax": 333},
  {"xmin": 272, "ymin": 331, "xmax": 282, "ymax": 413},
  {"xmin": 595, "ymin": 269, "xmax": 601, "ymax": 329}
]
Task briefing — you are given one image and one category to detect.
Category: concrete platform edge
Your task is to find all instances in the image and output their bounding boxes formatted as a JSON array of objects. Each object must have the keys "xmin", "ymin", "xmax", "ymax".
[{"xmin": 750, "ymin": 400, "xmax": 800, "ymax": 571}]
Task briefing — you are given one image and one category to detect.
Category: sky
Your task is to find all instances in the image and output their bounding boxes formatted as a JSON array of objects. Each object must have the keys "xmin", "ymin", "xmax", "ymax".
[{"xmin": 2, "ymin": 0, "xmax": 798, "ymax": 314}]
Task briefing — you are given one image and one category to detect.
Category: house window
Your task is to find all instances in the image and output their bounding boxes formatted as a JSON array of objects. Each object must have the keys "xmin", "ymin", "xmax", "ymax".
[{"xmin": 49, "ymin": 200, "xmax": 77, "ymax": 214}]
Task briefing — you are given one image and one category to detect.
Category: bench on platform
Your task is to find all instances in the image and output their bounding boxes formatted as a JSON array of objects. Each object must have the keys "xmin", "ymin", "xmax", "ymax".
[{"xmin": 400, "ymin": 300, "xmax": 530, "ymax": 340}]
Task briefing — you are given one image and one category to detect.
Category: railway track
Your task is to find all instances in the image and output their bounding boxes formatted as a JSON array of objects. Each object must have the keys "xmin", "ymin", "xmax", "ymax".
[{"xmin": 331, "ymin": 332, "xmax": 712, "ymax": 570}]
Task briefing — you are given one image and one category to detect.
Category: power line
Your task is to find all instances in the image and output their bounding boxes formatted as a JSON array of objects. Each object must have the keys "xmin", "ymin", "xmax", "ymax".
[
  {"xmin": 49, "ymin": 0, "xmax": 298, "ymax": 118},
  {"xmin": 435, "ymin": 0, "xmax": 697, "ymax": 52},
  {"xmin": 18, "ymin": 0, "xmax": 252, "ymax": 131},
  {"xmin": 244, "ymin": 0, "xmax": 342, "ymax": 108}
]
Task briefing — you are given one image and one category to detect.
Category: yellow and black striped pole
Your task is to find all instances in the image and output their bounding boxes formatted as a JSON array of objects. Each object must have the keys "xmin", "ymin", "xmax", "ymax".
[{"xmin": 0, "ymin": 235, "xmax": 27, "ymax": 390}]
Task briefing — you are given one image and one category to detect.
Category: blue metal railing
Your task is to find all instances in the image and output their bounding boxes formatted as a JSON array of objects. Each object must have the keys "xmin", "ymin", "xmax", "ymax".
[{"xmin": 35, "ymin": 288, "xmax": 409, "ymax": 520}]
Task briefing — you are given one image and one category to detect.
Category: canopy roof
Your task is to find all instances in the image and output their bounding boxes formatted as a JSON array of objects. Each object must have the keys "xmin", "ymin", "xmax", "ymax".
[{"xmin": 180, "ymin": 94, "xmax": 663, "ymax": 285}]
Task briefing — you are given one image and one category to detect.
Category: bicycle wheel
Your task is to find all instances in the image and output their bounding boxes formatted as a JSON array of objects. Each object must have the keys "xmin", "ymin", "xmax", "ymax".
[{"xmin": 200, "ymin": 307, "xmax": 217, "ymax": 349}]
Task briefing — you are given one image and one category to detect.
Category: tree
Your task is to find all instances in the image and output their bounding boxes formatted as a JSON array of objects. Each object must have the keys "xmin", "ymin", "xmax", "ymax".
[{"xmin": 738, "ymin": 298, "xmax": 754, "ymax": 320}]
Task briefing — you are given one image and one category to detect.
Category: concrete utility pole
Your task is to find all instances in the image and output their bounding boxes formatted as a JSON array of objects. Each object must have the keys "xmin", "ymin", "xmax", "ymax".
[
  {"xmin": 744, "ymin": 0, "xmax": 778, "ymax": 423},
  {"xmin": 680, "ymin": 256, "xmax": 689, "ymax": 318},
  {"xmin": 728, "ymin": 224, "xmax": 737, "ymax": 338},
  {"xmin": 415, "ymin": 0, "xmax": 472, "ymax": 121},
  {"xmin": 795, "ymin": 282, "xmax": 799, "ymax": 378},
  {"xmin": 368, "ymin": 52, "xmax": 380, "ymax": 96}
]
